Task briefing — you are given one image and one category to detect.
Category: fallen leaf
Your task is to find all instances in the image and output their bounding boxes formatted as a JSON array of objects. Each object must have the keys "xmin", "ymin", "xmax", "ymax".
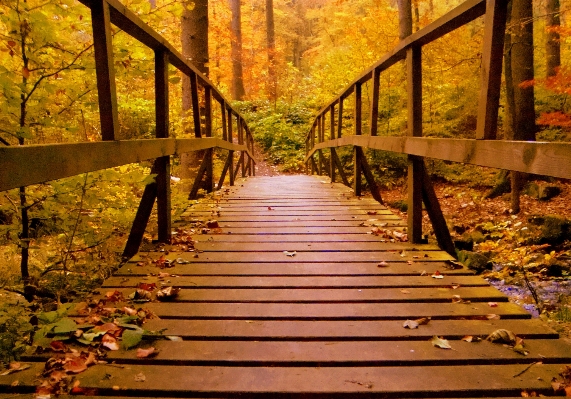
[
  {"xmin": 431, "ymin": 336, "xmax": 452, "ymax": 349},
  {"xmin": 415, "ymin": 317, "xmax": 431, "ymax": 325},
  {"xmin": 102, "ymin": 334, "xmax": 120, "ymax": 351},
  {"xmin": 488, "ymin": 302, "xmax": 498, "ymax": 307},
  {"xmin": 122, "ymin": 329, "xmax": 143, "ymax": 350},
  {"xmin": 63, "ymin": 358, "xmax": 88, "ymax": 374},
  {"xmin": 123, "ymin": 307, "xmax": 138, "ymax": 316},
  {"xmin": 400, "ymin": 250, "xmax": 407, "ymax": 257},
  {"xmin": 137, "ymin": 282, "xmax": 157, "ymax": 291},
  {"xmin": 486, "ymin": 314, "xmax": 500, "ymax": 320},
  {"xmin": 283, "ymin": 251, "xmax": 297, "ymax": 257},
  {"xmin": 176, "ymin": 258, "xmax": 190, "ymax": 264},
  {"xmin": 268, "ymin": 207, "xmax": 273, "ymax": 210},
  {"xmin": 431, "ymin": 272, "xmax": 444, "ymax": 279},
  {"xmin": 403, "ymin": 320, "xmax": 419, "ymax": 329},
  {"xmin": 0, "ymin": 363, "xmax": 31, "ymax": 375},
  {"xmin": 486, "ymin": 329, "xmax": 516, "ymax": 344},
  {"xmin": 206, "ymin": 220, "xmax": 219, "ymax": 228},
  {"xmin": 11, "ymin": 380, "xmax": 19, "ymax": 386},
  {"xmin": 367, "ymin": 211, "xmax": 377, "ymax": 215},
  {"xmin": 461, "ymin": 335, "xmax": 473, "ymax": 342},
  {"xmin": 400, "ymin": 289, "xmax": 410, "ymax": 294},
  {"xmin": 156, "ymin": 286, "xmax": 181, "ymax": 301},
  {"xmin": 165, "ymin": 336, "xmax": 182, "ymax": 341},
  {"xmin": 136, "ymin": 347, "xmax": 157, "ymax": 358},
  {"xmin": 50, "ymin": 340, "xmax": 68, "ymax": 352},
  {"xmin": 377, "ymin": 261, "xmax": 389, "ymax": 267},
  {"xmin": 134, "ymin": 372, "xmax": 146, "ymax": 382},
  {"xmin": 105, "ymin": 290, "xmax": 124, "ymax": 302}
]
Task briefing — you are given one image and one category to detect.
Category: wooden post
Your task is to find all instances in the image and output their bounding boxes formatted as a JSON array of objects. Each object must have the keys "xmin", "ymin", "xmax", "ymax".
[
  {"xmin": 90, "ymin": 0, "xmax": 118, "ymax": 141},
  {"xmin": 155, "ymin": 49, "xmax": 171, "ymax": 243},
  {"xmin": 238, "ymin": 118, "xmax": 245, "ymax": 177},
  {"xmin": 228, "ymin": 109, "xmax": 235, "ymax": 186},
  {"xmin": 476, "ymin": 0, "xmax": 508, "ymax": 140},
  {"xmin": 370, "ymin": 68, "xmax": 380, "ymax": 137},
  {"xmin": 190, "ymin": 72, "xmax": 202, "ymax": 138},
  {"xmin": 310, "ymin": 125, "xmax": 316, "ymax": 175},
  {"xmin": 204, "ymin": 86, "xmax": 213, "ymax": 192},
  {"xmin": 330, "ymin": 105, "xmax": 336, "ymax": 183},
  {"xmin": 250, "ymin": 130, "xmax": 255, "ymax": 176},
  {"xmin": 353, "ymin": 82, "xmax": 362, "ymax": 196},
  {"xmin": 407, "ymin": 45, "xmax": 423, "ymax": 243},
  {"xmin": 317, "ymin": 116, "xmax": 323, "ymax": 175},
  {"xmin": 337, "ymin": 98, "xmax": 344, "ymax": 138},
  {"xmin": 221, "ymin": 102, "xmax": 228, "ymax": 141}
]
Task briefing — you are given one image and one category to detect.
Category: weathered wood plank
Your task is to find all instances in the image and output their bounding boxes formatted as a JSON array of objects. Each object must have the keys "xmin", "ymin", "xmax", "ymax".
[
  {"xmin": 191, "ymin": 241, "xmax": 438, "ymax": 252},
  {"xmin": 103, "ymin": 275, "xmax": 487, "ymax": 288},
  {"xmin": 138, "ymin": 301, "xmax": 530, "ymax": 319},
  {"xmin": 2, "ymin": 363, "xmax": 563, "ymax": 396},
  {"xmin": 97, "ymin": 286, "xmax": 505, "ymax": 303},
  {"xmin": 141, "ymin": 318, "xmax": 558, "ymax": 340},
  {"xmin": 97, "ymin": 339, "xmax": 571, "ymax": 366},
  {"xmin": 118, "ymin": 261, "xmax": 470, "ymax": 276}
]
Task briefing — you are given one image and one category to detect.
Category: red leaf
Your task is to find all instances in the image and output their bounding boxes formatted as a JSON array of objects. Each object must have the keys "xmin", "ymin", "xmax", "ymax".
[
  {"xmin": 136, "ymin": 347, "xmax": 157, "ymax": 358},
  {"xmin": 102, "ymin": 334, "xmax": 120, "ymax": 351},
  {"xmin": 137, "ymin": 282, "xmax": 157, "ymax": 291},
  {"xmin": 50, "ymin": 340, "xmax": 68, "ymax": 352},
  {"xmin": 63, "ymin": 358, "xmax": 87, "ymax": 374}
]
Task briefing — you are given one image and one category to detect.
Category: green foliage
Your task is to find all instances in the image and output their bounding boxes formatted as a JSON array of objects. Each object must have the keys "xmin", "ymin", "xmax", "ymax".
[
  {"xmin": 0, "ymin": 299, "xmax": 33, "ymax": 365},
  {"xmin": 237, "ymin": 100, "xmax": 313, "ymax": 172}
]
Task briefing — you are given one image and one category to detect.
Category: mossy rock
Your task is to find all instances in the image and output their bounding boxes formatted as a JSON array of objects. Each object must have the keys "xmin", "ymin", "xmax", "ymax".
[
  {"xmin": 527, "ymin": 215, "xmax": 571, "ymax": 245},
  {"xmin": 457, "ymin": 250, "xmax": 492, "ymax": 273},
  {"xmin": 524, "ymin": 183, "xmax": 562, "ymax": 201}
]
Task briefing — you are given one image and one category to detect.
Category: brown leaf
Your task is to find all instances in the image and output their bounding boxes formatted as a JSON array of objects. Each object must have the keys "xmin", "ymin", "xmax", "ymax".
[
  {"xmin": 377, "ymin": 261, "xmax": 389, "ymax": 267},
  {"xmin": 102, "ymin": 334, "xmax": 120, "ymax": 351},
  {"xmin": 461, "ymin": 335, "xmax": 473, "ymax": 342},
  {"xmin": 137, "ymin": 282, "xmax": 157, "ymax": 291},
  {"xmin": 431, "ymin": 336, "xmax": 452, "ymax": 349},
  {"xmin": 415, "ymin": 317, "xmax": 431, "ymax": 325},
  {"xmin": 22, "ymin": 67, "xmax": 30, "ymax": 78},
  {"xmin": 400, "ymin": 289, "xmax": 410, "ymax": 294},
  {"xmin": 0, "ymin": 362, "xmax": 31, "ymax": 375},
  {"xmin": 105, "ymin": 290, "xmax": 124, "ymax": 302},
  {"xmin": 403, "ymin": 320, "xmax": 419, "ymax": 329},
  {"xmin": 367, "ymin": 211, "xmax": 378, "ymax": 215},
  {"xmin": 93, "ymin": 323, "xmax": 121, "ymax": 334},
  {"xmin": 156, "ymin": 286, "xmax": 181, "ymax": 301},
  {"xmin": 63, "ymin": 358, "xmax": 88, "ymax": 374},
  {"xmin": 50, "ymin": 340, "xmax": 68, "ymax": 352},
  {"xmin": 134, "ymin": 372, "xmax": 146, "ymax": 382},
  {"xmin": 486, "ymin": 329, "xmax": 516, "ymax": 344},
  {"xmin": 123, "ymin": 307, "xmax": 138, "ymax": 316},
  {"xmin": 136, "ymin": 347, "xmax": 157, "ymax": 358},
  {"xmin": 206, "ymin": 220, "xmax": 219, "ymax": 228}
]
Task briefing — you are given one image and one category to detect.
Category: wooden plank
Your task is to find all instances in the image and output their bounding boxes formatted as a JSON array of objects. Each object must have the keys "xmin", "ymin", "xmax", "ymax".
[
  {"xmin": 127, "ymin": 251, "xmax": 449, "ymax": 263},
  {"xmin": 143, "ymin": 318, "xmax": 557, "ymax": 340},
  {"xmin": 100, "ymin": 339, "xmax": 571, "ymax": 365},
  {"xmin": 189, "ymin": 72, "xmax": 202, "ymax": 138},
  {"xmin": 139, "ymin": 301, "xmax": 531, "ymax": 319},
  {"xmin": 189, "ymin": 214, "xmax": 401, "ymax": 222},
  {"xmin": 209, "ymin": 221, "xmax": 407, "ymax": 229},
  {"xmin": 103, "ymin": 275, "xmax": 492, "ymax": 289},
  {"xmin": 101, "ymin": 286, "xmax": 506, "ymax": 303},
  {"xmin": 180, "ymin": 226, "xmax": 405, "ymax": 234},
  {"xmin": 190, "ymin": 241, "xmax": 437, "ymax": 252},
  {"xmin": 1, "ymin": 363, "xmax": 565, "ymax": 396},
  {"xmin": 118, "ymin": 261, "xmax": 470, "ymax": 276},
  {"xmin": 307, "ymin": 136, "xmax": 571, "ymax": 180}
]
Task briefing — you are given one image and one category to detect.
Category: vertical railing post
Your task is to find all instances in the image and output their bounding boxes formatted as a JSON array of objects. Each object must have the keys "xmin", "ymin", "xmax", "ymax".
[
  {"xmin": 190, "ymin": 73, "xmax": 202, "ymax": 138},
  {"xmin": 407, "ymin": 45, "xmax": 423, "ymax": 243},
  {"xmin": 317, "ymin": 116, "xmax": 323, "ymax": 175},
  {"xmin": 221, "ymin": 102, "xmax": 228, "ymax": 141},
  {"xmin": 310, "ymin": 125, "xmax": 316, "ymax": 175},
  {"xmin": 337, "ymin": 98, "xmax": 344, "ymax": 138},
  {"xmin": 238, "ymin": 117, "xmax": 246, "ymax": 178},
  {"xmin": 329, "ymin": 105, "xmax": 336, "ymax": 183},
  {"xmin": 353, "ymin": 82, "xmax": 362, "ymax": 196},
  {"xmin": 204, "ymin": 86, "xmax": 213, "ymax": 192},
  {"xmin": 370, "ymin": 68, "xmax": 380, "ymax": 137},
  {"xmin": 228, "ymin": 109, "xmax": 235, "ymax": 186},
  {"xmin": 91, "ymin": 0, "xmax": 118, "ymax": 141},
  {"xmin": 155, "ymin": 49, "xmax": 171, "ymax": 243},
  {"xmin": 250, "ymin": 129, "xmax": 255, "ymax": 176},
  {"xmin": 476, "ymin": 0, "xmax": 508, "ymax": 140}
]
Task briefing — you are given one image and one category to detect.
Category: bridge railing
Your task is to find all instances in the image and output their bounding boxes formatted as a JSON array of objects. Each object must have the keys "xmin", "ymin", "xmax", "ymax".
[
  {"xmin": 0, "ymin": 0, "xmax": 256, "ymax": 258},
  {"xmin": 305, "ymin": 0, "xmax": 571, "ymax": 256}
]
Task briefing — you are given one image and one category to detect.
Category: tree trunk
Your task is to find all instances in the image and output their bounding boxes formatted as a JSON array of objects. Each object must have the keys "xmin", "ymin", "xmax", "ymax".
[
  {"xmin": 510, "ymin": 0, "xmax": 536, "ymax": 214},
  {"xmin": 546, "ymin": 0, "xmax": 561, "ymax": 78},
  {"xmin": 412, "ymin": 0, "xmax": 420, "ymax": 32},
  {"xmin": 266, "ymin": 0, "xmax": 277, "ymax": 103},
  {"xmin": 230, "ymin": 0, "xmax": 245, "ymax": 100},
  {"xmin": 397, "ymin": 0, "xmax": 413, "ymax": 40},
  {"xmin": 181, "ymin": 0, "xmax": 209, "ymax": 177}
]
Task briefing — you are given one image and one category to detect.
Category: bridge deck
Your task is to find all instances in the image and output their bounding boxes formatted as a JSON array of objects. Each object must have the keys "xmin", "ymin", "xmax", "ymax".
[{"xmin": 2, "ymin": 175, "xmax": 571, "ymax": 397}]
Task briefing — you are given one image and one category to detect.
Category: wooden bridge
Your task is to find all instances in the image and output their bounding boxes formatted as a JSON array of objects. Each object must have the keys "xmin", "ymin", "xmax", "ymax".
[{"xmin": 2, "ymin": 0, "xmax": 571, "ymax": 397}]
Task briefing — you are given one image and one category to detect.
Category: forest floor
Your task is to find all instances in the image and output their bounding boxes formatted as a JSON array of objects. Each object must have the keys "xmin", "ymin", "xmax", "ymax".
[{"xmin": 382, "ymin": 180, "xmax": 571, "ymax": 338}]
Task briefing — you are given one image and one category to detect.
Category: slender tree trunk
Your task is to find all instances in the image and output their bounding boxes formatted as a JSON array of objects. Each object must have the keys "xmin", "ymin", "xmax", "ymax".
[
  {"xmin": 397, "ymin": 0, "xmax": 413, "ymax": 40},
  {"xmin": 181, "ymin": 0, "xmax": 209, "ymax": 177},
  {"xmin": 546, "ymin": 0, "xmax": 561, "ymax": 78},
  {"xmin": 510, "ymin": 0, "xmax": 536, "ymax": 214},
  {"xmin": 504, "ymin": 0, "xmax": 514, "ymax": 140},
  {"xmin": 230, "ymin": 0, "xmax": 245, "ymax": 100},
  {"xmin": 265, "ymin": 0, "xmax": 277, "ymax": 103}
]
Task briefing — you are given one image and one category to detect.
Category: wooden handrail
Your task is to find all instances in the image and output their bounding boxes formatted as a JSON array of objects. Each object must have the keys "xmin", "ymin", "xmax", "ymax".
[
  {"xmin": 305, "ymin": 0, "xmax": 513, "ymax": 256},
  {"xmin": 1, "ymin": 0, "xmax": 257, "ymax": 257},
  {"xmin": 0, "ymin": 138, "xmax": 256, "ymax": 193}
]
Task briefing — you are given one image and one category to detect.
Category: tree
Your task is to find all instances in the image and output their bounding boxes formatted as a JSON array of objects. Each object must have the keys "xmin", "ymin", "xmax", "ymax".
[
  {"xmin": 545, "ymin": 0, "xmax": 561, "ymax": 78},
  {"xmin": 266, "ymin": 0, "xmax": 277, "ymax": 103},
  {"xmin": 181, "ymin": 0, "xmax": 209, "ymax": 177},
  {"xmin": 230, "ymin": 0, "xmax": 245, "ymax": 100},
  {"xmin": 397, "ymin": 0, "xmax": 412, "ymax": 40},
  {"xmin": 507, "ymin": 0, "xmax": 536, "ymax": 213}
]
